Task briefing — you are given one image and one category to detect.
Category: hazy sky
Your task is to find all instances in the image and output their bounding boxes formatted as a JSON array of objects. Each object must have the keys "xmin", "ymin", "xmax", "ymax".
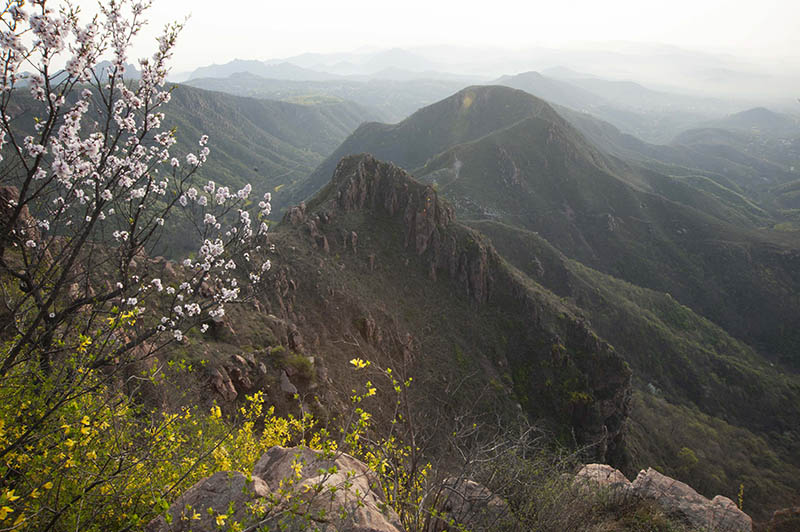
[{"xmin": 82, "ymin": 0, "xmax": 800, "ymax": 72}]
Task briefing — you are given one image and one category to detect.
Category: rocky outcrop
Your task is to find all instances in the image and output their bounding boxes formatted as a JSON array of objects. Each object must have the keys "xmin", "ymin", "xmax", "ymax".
[
  {"xmin": 326, "ymin": 154, "xmax": 494, "ymax": 304},
  {"xmin": 148, "ymin": 446, "xmax": 402, "ymax": 532},
  {"xmin": 576, "ymin": 464, "xmax": 753, "ymax": 532},
  {"xmin": 574, "ymin": 463, "xmax": 630, "ymax": 491},
  {"xmin": 632, "ymin": 468, "xmax": 751, "ymax": 532}
]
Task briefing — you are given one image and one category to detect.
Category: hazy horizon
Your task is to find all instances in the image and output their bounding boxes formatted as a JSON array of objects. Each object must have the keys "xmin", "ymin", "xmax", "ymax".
[
  {"xmin": 62, "ymin": 0, "xmax": 800, "ymax": 106},
  {"xmin": 60, "ymin": 1, "xmax": 794, "ymax": 70}
]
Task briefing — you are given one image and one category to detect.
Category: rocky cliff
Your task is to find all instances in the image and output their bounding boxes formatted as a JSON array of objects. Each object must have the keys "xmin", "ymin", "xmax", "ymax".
[{"xmin": 275, "ymin": 154, "xmax": 632, "ymax": 460}]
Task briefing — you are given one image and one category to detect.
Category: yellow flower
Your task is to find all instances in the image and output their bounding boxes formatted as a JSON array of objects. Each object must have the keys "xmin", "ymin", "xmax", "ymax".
[
  {"xmin": 43, "ymin": 482, "xmax": 53, "ymax": 490},
  {"xmin": 77, "ymin": 335, "xmax": 92, "ymax": 353},
  {"xmin": 192, "ymin": 511, "xmax": 201, "ymax": 520},
  {"xmin": 64, "ymin": 438, "xmax": 75, "ymax": 448},
  {"xmin": 349, "ymin": 358, "xmax": 369, "ymax": 369},
  {"xmin": 215, "ymin": 514, "xmax": 227, "ymax": 526},
  {"xmin": 29, "ymin": 489, "xmax": 39, "ymax": 499},
  {"xmin": 4, "ymin": 490, "xmax": 19, "ymax": 502},
  {"xmin": 0, "ymin": 506, "xmax": 13, "ymax": 520},
  {"xmin": 86, "ymin": 450, "xmax": 97, "ymax": 460}
]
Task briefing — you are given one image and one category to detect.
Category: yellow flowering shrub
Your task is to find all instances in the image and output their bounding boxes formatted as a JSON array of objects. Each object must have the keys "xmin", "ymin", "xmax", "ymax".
[{"xmin": 0, "ymin": 344, "xmax": 320, "ymax": 531}]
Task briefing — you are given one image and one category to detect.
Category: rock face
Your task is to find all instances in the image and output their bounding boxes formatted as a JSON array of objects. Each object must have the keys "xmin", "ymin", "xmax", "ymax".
[
  {"xmin": 576, "ymin": 464, "xmax": 753, "ymax": 532},
  {"xmin": 330, "ymin": 154, "xmax": 491, "ymax": 305},
  {"xmin": 147, "ymin": 446, "xmax": 402, "ymax": 532}
]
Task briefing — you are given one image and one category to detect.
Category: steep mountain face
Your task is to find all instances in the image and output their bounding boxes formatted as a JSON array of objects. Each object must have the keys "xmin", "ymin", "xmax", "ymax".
[
  {"xmin": 468, "ymin": 219, "xmax": 800, "ymax": 514},
  {"xmin": 279, "ymin": 86, "xmax": 800, "ymax": 518},
  {"xmin": 162, "ymin": 84, "xmax": 380, "ymax": 206},
  {"xmin": 273, "ymin": 154, "xmax": 632, "ymax": 461}
]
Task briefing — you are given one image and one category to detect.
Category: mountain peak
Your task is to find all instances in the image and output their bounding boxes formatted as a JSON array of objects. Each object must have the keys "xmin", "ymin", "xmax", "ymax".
[{"xmin": 300, "ymin": 154, "xmax": 454, "ymax": 257}]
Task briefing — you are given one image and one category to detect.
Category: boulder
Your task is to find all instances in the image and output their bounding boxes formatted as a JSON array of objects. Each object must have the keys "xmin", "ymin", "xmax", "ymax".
[
  {"xmin": 145, "ymin": 471, "xmax": 269, "ymax": 532},
  {"xmin": 147, "ymin": 446, "xmax": 402, "ymax": 532},
  {"xmin": 279, "ymin": 370, "xmax": 298, "ymax": 395},
  {"xmin": 252, "ymin": 446, "xmax": 403, "ymax": 532},
  {"xmin": 575, "ymin": 463, "xmax": 631, "ymax": 494},
  {"xmin": 631, "ymin": 467, "xmax": 752, "ymax": 532},
  {"xmin": 428, "ymin": 477, "xmax": 516, "ymax": 532},
  {"xmin": 210, "ymin": 366, "xmax": 237, "ymax": 402}
]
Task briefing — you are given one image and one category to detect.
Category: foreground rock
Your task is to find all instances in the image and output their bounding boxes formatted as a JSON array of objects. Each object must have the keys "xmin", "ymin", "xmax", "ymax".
[
  {"xmin": 575, "ymin": 463, "xmax": 631, "ymax": 489},
  {"xmin": 428, "ymin": 477, "xmax": 517, "ymax": 532},
  {"xmin": 147, "ymin": 446, "xmax": 403, "ymax": 532},
  {"xmin": 576, "ymin": 464, "xmax": 752, "ymax": 532},
  {"xmin": 146, "ymin": 471, "xmax": 270, "ymax": 531}
]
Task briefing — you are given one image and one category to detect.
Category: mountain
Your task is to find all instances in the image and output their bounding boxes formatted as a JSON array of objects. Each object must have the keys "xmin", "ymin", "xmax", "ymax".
[
  {"xmin": 186, "ymin": 73, "xmax": 469, "ymax": 123},
  {"xmin": 551, "ymin": 75, "xmax": 736, "ymax": 115},
  {"xmin": 553, "ymin": 105, "xmax": 799, "ymax": 197},
  {"xmin": 269, "ymin": 154, "xmax": 632, "ymax": 460},
  {"xmin": 157, "ymin": 84, "xmax": 380, "ymax": 215},
  {"xmin": 493, "ymin": 71, "xmax": 612, "ymax": 113},
  {"xmin": 188, "ymin": 60, "xmax": 341, "ymax": 81},
  {"xmin": 299, "ymin": 85, "xmax": 800, "ymax": 369},
  {"xmin": 294, "ymin": 85, "xmax": 563, "ymax": 202},
  {"xmin": 704, "ymin": 107, "xmax": 800, "ymax": 138},
  {"xmin": 495, "ymin": 71, "xmax": 733, "ymax": 144},
  {"xmin": 468, "ymin": 219, "xmax": 800, "ymax": 515},
  {"xmin": 5, "ymin": 82, "xmax": 376, "ymax": 215},
  {"xmin": 246, "ymin": 153, "xmax": 799, "ymax": 519}
]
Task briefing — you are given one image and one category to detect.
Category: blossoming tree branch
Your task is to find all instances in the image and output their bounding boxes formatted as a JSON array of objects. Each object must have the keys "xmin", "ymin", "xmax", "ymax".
[{"xmin": 0, "ymin": 1, "xmax": 274, "ymax": 527}]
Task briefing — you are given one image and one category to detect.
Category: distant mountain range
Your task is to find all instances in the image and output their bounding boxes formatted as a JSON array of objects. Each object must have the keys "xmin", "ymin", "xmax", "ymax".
[
  {"xmin": 494, "ymin": 71, "xmax": 743, "ymax": 143},
  {"xmin": 188, "ymin": 44, "xmax": 800, "ymax": 103},
  {"xmin": 187, "ymin": 50, "xmax": 479, "ymax": 83},
  {"xmin": 189, "ymin": 60, "xmax": 344, "ymax": 81},
  {"xmin": 185, "ymin": 72, "xmax": 470, "ymax": 123}
]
